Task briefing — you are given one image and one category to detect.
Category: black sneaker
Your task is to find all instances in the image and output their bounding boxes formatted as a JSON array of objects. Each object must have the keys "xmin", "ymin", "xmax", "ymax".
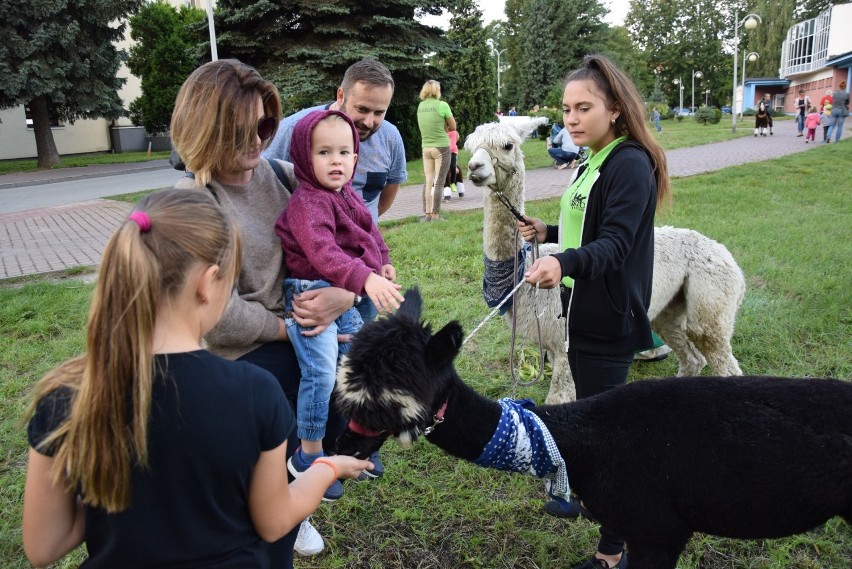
[
  {"xmin": 288, "ymin": 448, "xmax": 344, "ymax": 502},
  {"xmin": 570, "ymin": 552, "xmax": 628, "ymax": 569},
  {"xmin": 357, "ymin": 451, "xmax": 385, "ymax": 480},
  {"xmin": 543, "ymin": 497, "xmax": 595, "ymax": 520}
]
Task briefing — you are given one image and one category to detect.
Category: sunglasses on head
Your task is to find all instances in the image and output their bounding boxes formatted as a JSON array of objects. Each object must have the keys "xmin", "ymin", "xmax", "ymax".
[{"xmin": 257, "ymin": 116, "xmax": 276, "ymax": 141}]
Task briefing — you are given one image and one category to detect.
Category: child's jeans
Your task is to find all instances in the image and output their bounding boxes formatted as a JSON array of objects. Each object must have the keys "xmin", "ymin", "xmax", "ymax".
[
  {"xmin": 806, "ymin": 127, "xmax": 816, "ymax": 141},
  {"xmin": 284, "ymin": 278, "xmax": 363, "ymax": 442}
]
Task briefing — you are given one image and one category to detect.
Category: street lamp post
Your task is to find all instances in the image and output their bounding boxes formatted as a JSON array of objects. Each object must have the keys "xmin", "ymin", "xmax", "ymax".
[
  {"xmin": 206, "ymin": 0, "xmax": 218, "ymax": 61},
  {"xmin": 673, "ymin": 78, "xmax": 684, "ymax": 115},
  {"xmin": 731, "ymin": 11, "xmax": 761, "ymax": 132},
  {"xmin": 691, "ymin": 70, "xmax": 703, "ymax": 111},
  {"xmin": 741, "ymin": 52, "xmax": 759, "ymax": 116},
  {"xmin": 486, "ymin": 39, "xmax": 507, "ymax": 112},
  {"xmin": 705, "ymin": 88, "xmax": 711, "ymax": 106}
]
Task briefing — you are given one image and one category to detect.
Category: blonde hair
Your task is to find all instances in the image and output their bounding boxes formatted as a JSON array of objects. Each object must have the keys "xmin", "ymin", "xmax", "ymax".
[
  {"xmin": 419, "ymin": 80, "xmax": 442, "ymax": 100},
  {"xmin": 30, "ymin": 189, "xmax": 241, "ymax": 513},
  {"xmin": 565, "ymin": 55, "xmax": 671, "ymax": 209},
  {"xmin": 170, "ymin": 59, "xmax": 281, "ymax": 187}
]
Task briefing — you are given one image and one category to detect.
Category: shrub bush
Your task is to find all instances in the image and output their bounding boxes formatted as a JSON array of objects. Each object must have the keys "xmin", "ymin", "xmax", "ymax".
[
  {"xmin": 743, "ymin": 108, "xmax": 757, "ymax": 116},
  {"xmin": 694, "ymin": 107, "xmax": 722, "ymax": 125}
]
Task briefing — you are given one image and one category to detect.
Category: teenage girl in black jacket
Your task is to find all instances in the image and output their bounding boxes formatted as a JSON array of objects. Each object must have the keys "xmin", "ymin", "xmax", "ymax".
[{"xmin": 518, "ymin": 54, "xmax": 671, "ymax": 569}]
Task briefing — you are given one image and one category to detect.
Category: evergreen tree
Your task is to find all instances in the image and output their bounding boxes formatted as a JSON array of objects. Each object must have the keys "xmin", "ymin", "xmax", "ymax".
[
  {"xmin": 0, "ymin": 0, "xmax": 144, "ymax": 167},
  {"xmin": 127, "ymin": 1, "xmax": 205, "ymax": 134},
  {"xmin": 212, "ymin": 0, "xmax": 454, "ymax": 158},
  {"xmin": 444, "ymin": 0, "xmax": 497, "ymax": 137},
  {"xmin": 744, "ymin": 0, "xmax": 796, "ymax": 78},
  {"xmin": 501, "ymin": 0, "xmax": 527, "ymax": 111}
]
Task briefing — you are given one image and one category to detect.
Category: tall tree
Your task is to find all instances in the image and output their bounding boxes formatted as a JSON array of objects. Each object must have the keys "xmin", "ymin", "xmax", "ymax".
[
  {"xmin": 212, "ymin": 0, "xmax": 454, "ymax": 158},
  {"xmin": 515, "ymin": 0, "xmax": 607, "ymax": 111},
  {"xmin": 0, "ymin": 0, "xmax": 144, "ymax": 167},
  {"xmin": 501, "ymin": 0, "xmax": 528, "ymax": 111},
  {"xmin": 744, "ymin": 0, "xmax": 796, "ymax": 78},
  {"xmin": 444, "ymin": 0, "xmax": 496, "ymax": 137},
  {"xmin": 127, "ymin": 1, "xmax": 205, "ymax": 134}
]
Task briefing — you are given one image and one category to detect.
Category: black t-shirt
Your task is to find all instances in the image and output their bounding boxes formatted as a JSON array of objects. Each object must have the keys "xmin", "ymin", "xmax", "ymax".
[{"xmin": 28, "ymin": 350, "xmax": 294, "ymax": 568}]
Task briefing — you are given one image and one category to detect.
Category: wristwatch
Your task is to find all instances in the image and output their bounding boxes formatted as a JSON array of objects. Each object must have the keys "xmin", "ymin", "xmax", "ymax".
[{"xmin": 353, "ymin": 294, "xmax": 362, "ymax": 307}]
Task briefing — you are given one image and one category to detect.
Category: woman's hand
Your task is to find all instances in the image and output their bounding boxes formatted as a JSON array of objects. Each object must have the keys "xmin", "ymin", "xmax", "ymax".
[
  {"xmin": 381, "ymin": 264, "xmax": 397, "ymax": 282},
  {"xmin": 517, "ymin": 216, "xmax": 547, "ymax": 243},
  {"xmin": 291, "ymin": 287, "xmax": 353, "ymax": 337},
  {"xmin": 524, "ymin": 255, "xmax": 563, "ymax": 289}
]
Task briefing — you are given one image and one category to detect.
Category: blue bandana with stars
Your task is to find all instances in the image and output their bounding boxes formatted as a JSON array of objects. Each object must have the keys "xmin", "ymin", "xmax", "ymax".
[{"xmin": 473, "ymin": 398, "xmax": 570, "ymax": 500}]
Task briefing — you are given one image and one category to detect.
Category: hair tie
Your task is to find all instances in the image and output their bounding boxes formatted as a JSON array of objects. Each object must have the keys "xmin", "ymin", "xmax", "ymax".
[{"xmin": 129, "ymin": 211, "xmax": 152, "ymax": 233}]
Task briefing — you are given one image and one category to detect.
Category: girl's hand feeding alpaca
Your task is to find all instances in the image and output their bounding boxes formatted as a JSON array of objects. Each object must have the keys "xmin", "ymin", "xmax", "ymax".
[{"xmin": 364, "ymin": 273, "xmax": 404, "ymax": 313}]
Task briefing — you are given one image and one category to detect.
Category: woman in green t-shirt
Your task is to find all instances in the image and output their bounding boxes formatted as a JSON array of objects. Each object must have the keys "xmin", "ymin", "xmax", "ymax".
[{"xmin": 416, "ymin": 80, "xmax": 456, "ymax": 221}]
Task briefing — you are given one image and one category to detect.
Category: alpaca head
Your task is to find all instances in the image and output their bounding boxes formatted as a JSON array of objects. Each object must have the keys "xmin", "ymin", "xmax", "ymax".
[
  {"xmin": 464, "ymin": 118, "xmax": 546, "ymax": 188},
  {"xmin": 334, "ymin": 288, "xmax": 463, "ymax": 456}
]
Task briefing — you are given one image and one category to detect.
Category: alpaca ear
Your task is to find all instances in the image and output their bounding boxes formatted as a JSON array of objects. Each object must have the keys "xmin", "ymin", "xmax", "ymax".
[
  {"xmin": 398, "ymin": 287, "xmax": 423, "ymax": 320},
  {"xmin": 425, "ymin": 321, "xmax": 463, "ymax": 370},
  {"xmin": 512, "ymin": 117, "xmax": 547, "ymax": 141}
]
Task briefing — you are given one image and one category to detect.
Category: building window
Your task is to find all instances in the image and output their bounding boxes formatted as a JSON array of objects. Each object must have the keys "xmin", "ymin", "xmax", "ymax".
[
  {"xmin": 781, "ymin": 7, "xmax": 832, "ymax": 76},
  {"xmin": 24, "ymin": 104, "xmax": 63, "ymax": 129}
]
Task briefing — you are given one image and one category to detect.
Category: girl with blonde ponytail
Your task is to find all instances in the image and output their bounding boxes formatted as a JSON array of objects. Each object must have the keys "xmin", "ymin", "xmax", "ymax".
[{"xmin": 23, "ymin": 189, "xmax": 372, "ymax": 568}]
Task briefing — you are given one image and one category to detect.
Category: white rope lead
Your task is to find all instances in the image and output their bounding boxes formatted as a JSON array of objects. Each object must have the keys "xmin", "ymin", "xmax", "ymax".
[{"xmin": 462, "ymin": 278, "xmax": 529, "ymax": 346}]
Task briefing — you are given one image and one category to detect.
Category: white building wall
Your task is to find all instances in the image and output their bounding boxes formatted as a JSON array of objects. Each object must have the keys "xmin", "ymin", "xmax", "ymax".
[{"xmin": 827, "ymin": 3, "xmax": 852, "ymax": 59}]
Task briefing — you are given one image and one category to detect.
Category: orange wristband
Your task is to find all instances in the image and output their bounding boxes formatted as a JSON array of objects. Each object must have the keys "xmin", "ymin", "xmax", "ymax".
[{"xmin": 312, "ymin": 457, "xmax": 339, "ymax": 480}]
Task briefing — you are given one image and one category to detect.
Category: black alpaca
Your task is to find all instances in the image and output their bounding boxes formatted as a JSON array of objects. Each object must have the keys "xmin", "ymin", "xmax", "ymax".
[{"xmin": 334, "ymin": 288, "xmax": 852, "ymax": 569}]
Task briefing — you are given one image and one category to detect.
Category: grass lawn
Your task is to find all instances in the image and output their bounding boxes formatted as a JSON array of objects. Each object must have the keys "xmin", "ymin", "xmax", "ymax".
[
  {"xmin": 1, "ymin": 139, "xmax": 850, "ymax": 567},
  {"xmin": 0, "ymin": 151, "xmax": 171, "ymax": 175}
]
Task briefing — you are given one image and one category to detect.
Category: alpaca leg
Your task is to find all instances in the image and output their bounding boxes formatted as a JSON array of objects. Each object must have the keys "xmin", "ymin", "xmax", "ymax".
[
  {"xmin": 653, "ymin": 310, "xmax": 706, "ymax": 376},
  {"xmin": 545, "ymin": 350, "xmax": 576, "ymax": 404},
  {"xmin": 691, "ymin": 333, "xmax": 742, "ymax": 376},
  {"xmin": 624, "ymin": 539, "xmax": 689, "ymax": 569}
]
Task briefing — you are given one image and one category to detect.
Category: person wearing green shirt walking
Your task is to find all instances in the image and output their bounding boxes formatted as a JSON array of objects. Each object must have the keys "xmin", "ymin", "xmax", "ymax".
[
  {"xmin": 416, "ymin": 80, "xmax": 456, "ymax": 222},
  {"xmin": 517, "ymin": 54, "xmax": 671, "ymax": 569}
]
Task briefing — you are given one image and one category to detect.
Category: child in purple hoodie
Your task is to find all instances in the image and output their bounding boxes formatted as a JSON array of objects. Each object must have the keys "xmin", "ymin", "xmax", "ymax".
[{"xmin": 275, "ymin": 110, "xmax": 403, "ymax": 500}]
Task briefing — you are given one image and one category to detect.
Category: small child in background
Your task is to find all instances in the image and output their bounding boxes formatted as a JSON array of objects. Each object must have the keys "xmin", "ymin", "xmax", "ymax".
[
  {"xmin": 443, "ymin": 129, "xmax": 462, "ymax": 201},
  {"xmin": 275, "ymin": 110, "xmax": 404, "ymax": 501},
  {"xmin": 804, "ymin": 105, "xmax": 820, "ymax": 143},
  {"xmin": 820, "ymin": 103, "xmax": 832, "ymax": 143}
]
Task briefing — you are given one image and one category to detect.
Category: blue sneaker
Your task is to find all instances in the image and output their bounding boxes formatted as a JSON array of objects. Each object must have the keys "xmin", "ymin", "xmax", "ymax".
[
  {"xmin": 357, "ymin": 451, "xmax": 385, "ymax": 480},
  {"xmin": 288, "ymin": 448, "xmax": 344, "ymax": 502},
  {"xmin": 544, "ymin": 496, "xmax": 594, "ymax": 520}
]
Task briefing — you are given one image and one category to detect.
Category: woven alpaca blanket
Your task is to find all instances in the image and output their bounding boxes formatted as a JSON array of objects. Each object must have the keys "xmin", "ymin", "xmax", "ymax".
[
  {"xmin": 482, "ymin": 243, "xmax": 529, "ymax": 315},
  {"xmin": 473, "ymin": 398, "xmax": 569, "ymax": 500}
]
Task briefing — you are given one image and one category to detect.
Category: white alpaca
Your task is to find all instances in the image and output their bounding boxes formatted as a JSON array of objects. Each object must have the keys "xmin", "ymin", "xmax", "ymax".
[{"xmin": 465, "ymin": 119, "xmax": 746, "ymax": 404}]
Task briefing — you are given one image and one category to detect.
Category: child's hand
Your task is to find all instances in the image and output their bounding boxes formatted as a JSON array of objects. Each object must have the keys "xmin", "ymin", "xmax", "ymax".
[
  {"xmin": 364, "ymin": 273, "xmax": 404, "ymax": 313},
  {"xmin": 324, "ymin": 455, "xmax": 375, "ymax": 480},
  {"xmin": 381, "ymin": 264, "xmax": 397, "ymax": 282}
]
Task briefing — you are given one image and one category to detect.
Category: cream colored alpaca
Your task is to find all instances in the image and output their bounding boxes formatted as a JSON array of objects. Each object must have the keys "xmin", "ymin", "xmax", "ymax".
[{"xmin": 466, "ymin": 119, "xmax": 745, "ymax": 404}]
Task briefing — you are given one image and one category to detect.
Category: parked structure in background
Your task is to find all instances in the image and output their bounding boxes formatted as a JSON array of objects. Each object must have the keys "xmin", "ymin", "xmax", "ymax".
[{"xmin": 743, "ymin": 3, "xmax": 852, "ymax": 116}]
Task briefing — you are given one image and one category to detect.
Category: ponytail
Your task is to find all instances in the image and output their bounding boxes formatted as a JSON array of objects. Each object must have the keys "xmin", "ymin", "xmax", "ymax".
[{"xmin": 32, "ymin": 189, "xmax": 240, "ymax": 512}]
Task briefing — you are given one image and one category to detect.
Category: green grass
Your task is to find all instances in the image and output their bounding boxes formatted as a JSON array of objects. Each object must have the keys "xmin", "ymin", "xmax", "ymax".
[
  {"xmin": 0, "ymin": 151, "xmax": 171, "ymax": 175},
  {"xmin": 2, "ymin": 142, "xmax": 850, "ymax": 567}
]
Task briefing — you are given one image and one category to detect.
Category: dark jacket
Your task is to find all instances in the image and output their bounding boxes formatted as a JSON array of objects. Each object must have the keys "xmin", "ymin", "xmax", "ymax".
[{"xmin": 547, "ymin": 141, "xmax": 657, "ymax": 355}]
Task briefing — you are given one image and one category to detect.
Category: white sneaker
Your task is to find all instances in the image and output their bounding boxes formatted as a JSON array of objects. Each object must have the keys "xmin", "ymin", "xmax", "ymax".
[
  {"xmin": 294, "ymin": 518, "xmax": 324, "ymax": 556},
  {"xmin": 634, "ymin": 344, "xmax": 672, "ymax": 362}
]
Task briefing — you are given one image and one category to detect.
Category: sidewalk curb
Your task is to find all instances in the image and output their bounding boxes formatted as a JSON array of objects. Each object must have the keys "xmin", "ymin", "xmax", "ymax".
[{"xmin": 0, "ymin": 163, "xmax": 173, "ymax": 190}]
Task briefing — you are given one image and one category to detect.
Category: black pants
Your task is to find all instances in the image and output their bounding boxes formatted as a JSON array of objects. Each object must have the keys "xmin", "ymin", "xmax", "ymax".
[{"xmin": 238, "ymin": 341, "xmax": 347, "ymax": 568}]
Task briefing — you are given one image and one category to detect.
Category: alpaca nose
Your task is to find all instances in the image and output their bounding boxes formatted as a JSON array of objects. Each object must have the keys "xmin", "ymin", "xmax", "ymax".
[{"xmin": 468, "ymin": 160, "xmax": 483, "ymax": 174}]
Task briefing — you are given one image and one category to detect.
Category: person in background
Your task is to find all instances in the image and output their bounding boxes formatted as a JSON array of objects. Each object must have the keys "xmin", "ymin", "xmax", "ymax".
[
  {"xmin": 548, "ymin": 125, "xmax": 581, "ymax": 169},
  {"xmin": 517, "ymin": 54, "xmax": 670, "ymax": 569},
  {"xmin": 826, "ymin": 80, "xmax": 849, "ymax": 143},
  {"xmin": 761, "ymin": 93, "xmax": 774, "ymax": 135},
  {"xmin": 275, "ymin": 110, "xmax": 403, "ymax": 502},
  {"xmin": 417, "ymin": 80, "xmax": 456, "ymax": 222},
  {"xmin": 22, "ymin": 189, "xmax": 372, "ymax": 569},
  {"xmin": 804, "ymin": 105, "xmax": 820, "ymax": 143},
  {"xmin": 443, "ymin": 128, "xmax": 461, "ymax": 201},
  {"xmin": 820, "ymin": 103, "xmax": 832, "ymax": 143},
  {"xmin": 171, "ymin": 59, "xmax": 363, "ymax": 562},
  {"xmin": 819, "ymin": 88, "xmax": 833, "ymax": 112},
  {"xmin": 794, "ymin": 89, "xmax": 810, "ymax": 137},
  {"xmin": 508, "ymin": 106, "xmax": 518, "ymax": 116},
  {"xmin": 652, "ymin": 107, "xmax": 662, "ymax": 133}
]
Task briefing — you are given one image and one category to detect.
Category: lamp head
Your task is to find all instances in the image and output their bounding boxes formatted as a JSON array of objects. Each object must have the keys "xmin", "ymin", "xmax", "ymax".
[
  {"xmin": 744, "ymin": 17, "xmax": 758, "ymax": 30},
  {"xmin": 694, "ymin": 71, "xmax": 703, "ymax": 79},
  {"xmin": 747, "ymin": 53, "xmax": 759, "ymax": 62}
]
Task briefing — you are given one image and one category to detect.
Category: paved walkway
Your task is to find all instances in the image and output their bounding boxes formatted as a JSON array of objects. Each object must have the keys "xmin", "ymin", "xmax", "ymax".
[{"xmin": 0, "ymin": 119, "xmax": 843, "ymax": 279}]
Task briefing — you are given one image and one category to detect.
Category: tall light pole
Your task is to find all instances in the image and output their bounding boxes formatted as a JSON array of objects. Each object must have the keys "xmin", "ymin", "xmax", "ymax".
[
  {"xmin": 673, "ymin": 78, "xmax": 684, "ymax": 115},
  {"xmin": 206, "ymin": 0, "xmax": 218, "ymax": 61},
  {"xmin": 731, "ymin": 11, "xmax": 761, "ymax": 132},
  {"xmin": 691, "ymin": 70, "xmax": 703, "ymax": 111},
  {"xmin": 705, "ymin": 88, "xmax": 711, "ymax": 106},
  {"xmin": 741, "ymin": 52, "xmax": 759, "ymax": 116},
  {"xmin": 486, "ymin": 39, "xmax": 507, "ymax": 112}
]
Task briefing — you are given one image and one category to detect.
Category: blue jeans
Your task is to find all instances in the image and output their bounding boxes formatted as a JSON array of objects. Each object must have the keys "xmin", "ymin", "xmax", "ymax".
[
  {"xmin": 284, "ymin": 278, "xmax": 363, "ymax": 441},
  {"xmin": 826, "ymin": 114, "xmax": 847, "ymax": 142},
  {"xmin": 548, "ymin": 147, "xmax": 579, "ymax": 165},
  {"xmin": 653, "ymin": 118, "xmax": 661, "ymax": 132},
  {"xmin": 797, "ymin": 113, "xmax": 805, "ymax": 134}
]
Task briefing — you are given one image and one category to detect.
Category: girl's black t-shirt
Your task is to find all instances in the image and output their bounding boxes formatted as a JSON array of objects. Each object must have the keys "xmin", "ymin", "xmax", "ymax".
[{"xmin": 28, "ymin": 350, "xmax": 293, "ymax": 568}]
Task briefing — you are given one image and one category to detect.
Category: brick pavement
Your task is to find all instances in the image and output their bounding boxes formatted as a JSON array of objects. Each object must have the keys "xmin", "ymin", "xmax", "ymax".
[{"xmin": 0, "ymin": 117, "xmax": 844, "ymax": 280}]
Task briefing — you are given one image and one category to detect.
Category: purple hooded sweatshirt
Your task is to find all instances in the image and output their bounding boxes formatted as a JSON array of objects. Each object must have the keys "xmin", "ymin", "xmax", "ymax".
[{"xmin": 275, "ymin": 110, "xmax": 391, "ymax": 295}]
